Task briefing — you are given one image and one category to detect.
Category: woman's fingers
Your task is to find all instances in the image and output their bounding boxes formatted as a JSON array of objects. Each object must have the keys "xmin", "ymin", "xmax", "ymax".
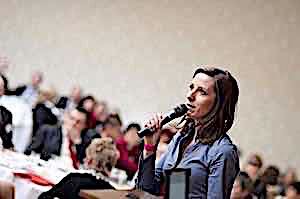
[{"xmin": 145, "ymin": 113, "xmax": 163, "ymax": 130}]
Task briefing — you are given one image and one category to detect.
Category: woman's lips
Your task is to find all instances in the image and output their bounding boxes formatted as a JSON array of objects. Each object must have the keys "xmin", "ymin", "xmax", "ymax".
[{"xmin": 186, "ymin": 103, "xmax": 195, "ymax": 110}]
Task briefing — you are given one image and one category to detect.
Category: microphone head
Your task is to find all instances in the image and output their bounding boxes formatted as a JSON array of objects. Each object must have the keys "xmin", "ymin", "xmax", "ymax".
[{"xmin": 173, "ymin": 104, "xmax": 189, "ymax": 117}]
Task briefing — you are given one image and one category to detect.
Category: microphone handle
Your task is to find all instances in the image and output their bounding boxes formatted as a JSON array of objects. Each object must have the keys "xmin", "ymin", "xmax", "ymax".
[
  {"xmin": 137, "ymin": 127, "xmax": 154, "ymax": 138},
  {"xmin": 137, "ymin": 114, "xmax": 172, "ymax": 138},
  {"xmin": 137, "ymin": 104, "xmax": 188, "ymax": 138}
]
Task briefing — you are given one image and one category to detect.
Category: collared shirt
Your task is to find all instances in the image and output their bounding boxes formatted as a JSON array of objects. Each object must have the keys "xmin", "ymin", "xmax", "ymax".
[
  {"xmin": 21, "ymin": 85, "xmax": 39, "ymax": 107},
  {"xmin": 137, "ymin": 131, "xmax": 240, "ymax": 199}
]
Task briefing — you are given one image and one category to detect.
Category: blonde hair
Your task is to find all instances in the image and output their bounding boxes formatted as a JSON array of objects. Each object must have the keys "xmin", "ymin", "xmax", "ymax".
[
  {"xmin": 85, "ymin": 137, "xmax": 118, "ymax": 173},
  {"xmin": 37, "ymin": 87, "xmax": 57, "ymax": 104}
]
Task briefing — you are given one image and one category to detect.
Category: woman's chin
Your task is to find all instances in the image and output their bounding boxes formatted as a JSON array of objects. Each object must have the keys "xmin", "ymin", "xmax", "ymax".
[{"xmin": 186, "ymin": 112, "xmax": 196, "ymax": 119}]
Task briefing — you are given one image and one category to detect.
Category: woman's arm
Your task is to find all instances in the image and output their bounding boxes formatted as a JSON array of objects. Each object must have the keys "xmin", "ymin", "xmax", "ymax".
[
  {"xmin": 207, "ymin": 145, "xmax": 240, "ymax": 199},
  {"xmin": 137, "ymin": 132, "xmax": 180, "ymax": 195},
  {"xmin": 137, "ymin": 152, "xmax": 160, "ymax": 195}
]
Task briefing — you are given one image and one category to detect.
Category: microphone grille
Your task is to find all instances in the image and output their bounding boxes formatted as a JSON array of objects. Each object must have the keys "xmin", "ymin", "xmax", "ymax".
[{"xmin": 174, "ymin": 104, "xmax": 189, "ymax": 117}]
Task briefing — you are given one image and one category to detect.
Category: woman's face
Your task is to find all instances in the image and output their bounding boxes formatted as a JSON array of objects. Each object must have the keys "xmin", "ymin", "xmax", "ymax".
[
  {"xmin": 83, "ymin": 99, "xmax": 95, "ymax": 112},
  {"xmin": 286, "ymin": 186, "xmax": 298, "ymax": 199},
  {"xmin": 186, "ymin": 73, "xmax": 216, "ymax": 121}
]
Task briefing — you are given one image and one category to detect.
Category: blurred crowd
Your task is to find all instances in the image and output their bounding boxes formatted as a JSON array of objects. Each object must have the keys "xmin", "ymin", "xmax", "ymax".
[
  {"xmin": 232, "ymin": 153, "xmax": 299, "ymax": 199},
  {"xmin": 0, "ymin": 57, "xmax": 299, "ymax": 199},
  {"xmin": 0, "ymin": 60, "xmax": 176, "ymax": 179}
]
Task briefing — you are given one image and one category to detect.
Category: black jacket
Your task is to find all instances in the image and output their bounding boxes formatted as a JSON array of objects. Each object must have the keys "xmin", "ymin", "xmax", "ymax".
[
  {"xmin": 25, "ymin": 125, "xmax": 100, "ymax": 162},
  {"xmin": 76, "ymin": 128, "xmax": 101, "ymax": 164},
  {"xmin": 25, "ymin": 124, "xmax": 63, "ymax": 160},
  {"xmin": 38, "ymin": 173, "xmax": 114, "ymax": 199},
  {"xmin": 10, "ymin": 85, "xmax": 27, "ymax": 96},
  {"xmin": 0, "ymin": 105, "xmax": 14, "ymax": 149},
  {"xmin": 55, "ymin": 96, "xmax": 69, "ymax": 109},
  {"xmin": 32, "ymin": 103, "xmax": 58, "ymax": 137}
]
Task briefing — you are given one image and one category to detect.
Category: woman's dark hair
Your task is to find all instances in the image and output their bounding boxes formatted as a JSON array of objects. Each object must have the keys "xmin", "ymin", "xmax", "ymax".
[
  {"xmin": 182, "ymin": 67, "xmax": 239, "ymax": 144},
  {"xmin": 77, "ymin": 95, "xmax": 95, "ymax": 111},
  {"xmin": 289, "ymin": 182, "xmax": 300, "ymax": 194},
  {"xmin": 75, "ymin": 106, "xmax": 89, "ymax": 125},
  {"xmin": 0, "ymin": 74, "xmax": 9, "ymax": 93},
  {"xmin": 125, "ymin": 123, "xmax": 141, "ymax": 132},
  {"xmin": 109, "ymin": 113, "xmax": 122, "ymax": 127},
  {"xmin": 237, "ymin": 171, "xmax": 254, "ymax": 192},
  {"xmin": 103, "ymin": 113, "xmax": 123, "ymax": 129},
  {"xmin": 260, "ymin": 165, "xmax": 280, "ymax": 185}
]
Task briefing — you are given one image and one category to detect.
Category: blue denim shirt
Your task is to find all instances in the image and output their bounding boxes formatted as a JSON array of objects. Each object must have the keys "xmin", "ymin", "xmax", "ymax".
[{"xmin": 137, "ymin": 132, "xmax": 240, "ymax": 199}]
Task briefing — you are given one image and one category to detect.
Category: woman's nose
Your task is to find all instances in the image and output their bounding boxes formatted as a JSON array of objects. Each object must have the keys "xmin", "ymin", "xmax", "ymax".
[{"xmin": 187, "ymin": 91, "xmax": 195, "ymax": 102}]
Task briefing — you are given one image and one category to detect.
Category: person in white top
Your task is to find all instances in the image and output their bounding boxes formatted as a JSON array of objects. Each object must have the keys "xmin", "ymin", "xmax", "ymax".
[{"xmin": 0, "ymin": 75, "xmax": 33, "ymax": 152}]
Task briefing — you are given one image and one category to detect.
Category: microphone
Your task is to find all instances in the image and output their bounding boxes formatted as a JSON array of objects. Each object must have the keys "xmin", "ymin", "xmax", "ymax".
[{"xmin": 137, "ymin": 104, "xmax": 189, "ymax": 138}]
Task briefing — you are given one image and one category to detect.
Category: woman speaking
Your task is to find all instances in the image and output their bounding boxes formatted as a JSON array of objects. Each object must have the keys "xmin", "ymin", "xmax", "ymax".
[{"xmin": 137, "ymin": 67, "xmax": 240, "ymax": 198}]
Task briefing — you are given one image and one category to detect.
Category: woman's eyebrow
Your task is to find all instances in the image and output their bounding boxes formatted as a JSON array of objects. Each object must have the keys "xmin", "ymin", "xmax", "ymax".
[{"xmin": 197, "ymin": 86, "xmax": 208, "ymax": 92}]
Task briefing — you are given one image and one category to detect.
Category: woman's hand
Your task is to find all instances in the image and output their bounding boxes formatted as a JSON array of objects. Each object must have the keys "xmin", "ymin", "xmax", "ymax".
[{"xmin": 143, "ymin": 113, "xmax": 164, "ymax": 146}]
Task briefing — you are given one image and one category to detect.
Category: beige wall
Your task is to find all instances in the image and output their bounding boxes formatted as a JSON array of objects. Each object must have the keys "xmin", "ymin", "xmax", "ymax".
[{"xmin": 1, "ymin": 0, "xmax": 299, "ymax": 173}]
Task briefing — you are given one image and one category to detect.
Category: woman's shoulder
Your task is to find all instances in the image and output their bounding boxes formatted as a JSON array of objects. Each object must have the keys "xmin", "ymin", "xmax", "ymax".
[{"xmin": 209, "ymin": 134, "xmax": 238, "ymax": 159}]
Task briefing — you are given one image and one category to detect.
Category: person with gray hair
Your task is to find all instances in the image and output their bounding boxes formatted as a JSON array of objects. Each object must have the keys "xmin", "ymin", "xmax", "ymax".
[{"xmin": 38, "ymin": 137, "xmax": 119, "ymax": 199}]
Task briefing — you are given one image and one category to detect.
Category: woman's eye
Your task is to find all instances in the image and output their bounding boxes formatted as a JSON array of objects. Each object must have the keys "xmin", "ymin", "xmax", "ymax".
[{"xmin": 197, "ymin": 88, "xmax": 207, "ymax": 95}]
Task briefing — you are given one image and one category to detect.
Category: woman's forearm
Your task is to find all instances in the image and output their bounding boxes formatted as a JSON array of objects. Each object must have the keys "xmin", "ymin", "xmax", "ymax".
[{"xmin": 137, "ymin": 153, "xmax": 161, "ymax": 195}]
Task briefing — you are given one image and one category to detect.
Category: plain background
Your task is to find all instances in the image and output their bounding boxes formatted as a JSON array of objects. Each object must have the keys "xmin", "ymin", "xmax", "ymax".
[{"xmin": 1, "ymin": 0, "xmax": 299, "ymax": 174}]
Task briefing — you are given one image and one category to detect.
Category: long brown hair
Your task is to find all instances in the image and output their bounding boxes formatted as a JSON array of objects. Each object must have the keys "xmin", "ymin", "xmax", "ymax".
[{"xmin": 180, "ymin": 67, "xmax": 239, "ymax": 144}]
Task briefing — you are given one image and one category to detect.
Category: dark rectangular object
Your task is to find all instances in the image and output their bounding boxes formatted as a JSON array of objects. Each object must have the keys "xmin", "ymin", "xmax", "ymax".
[{"xmin": 164, "ymin": 168, "xmax": 191, "ymax": 199}]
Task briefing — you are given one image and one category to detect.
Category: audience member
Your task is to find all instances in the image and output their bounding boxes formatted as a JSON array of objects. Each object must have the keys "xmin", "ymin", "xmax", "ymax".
[
  {"xmin": 93, "ymin": 101, "xmax": 109, "ymax": 131},
  {"xmin": 24, "ymin": 107, "xmax": 88, "ymax": 168},
  {"xmin": 285, "ymin": 182, "xmax": 300, "ymax": 199},
  {"xmin": 0, "ymin": 75, "xmax": 33, "ymax": 152},
  {"xmin": 260, "ymin": 165, "xmax": 281, "ymax": 198},
  {"xmin": 56, "ymin": 85, "xmax": 82, "ymax": 112},
  {"xmin": 244, "ymin": 153, "xmax": 267, "ymax": 198},
  {"xmin": 0, "ymin": 56, "xmax": 14, "ymax": 95},
  {"xmin": 13, "ymin": 71, "xmax": 43, "ymax": 107},
  {"xmin": 279, "ymin": 168, "xmax": 298, "ymax": 196},
  {"xmin": 116, "ymin": 122, "xmax": 141, "ymax": 179},
  {"xmin": 0, "ymin": 105, "xmax": 14, "ymax": 149},
  {"xmin": 231, "ymin": 171, "xmax": 255, "ymax": 199},
  {"xmin": 78, "ymin": 95, "xmax": 97, "ymax": 128},
  {"xmin": 101, "ymin": 113, "xmax": 123, "ymax": 140},
  {"xmin": 32, "ymin": 88, "xmax": 59, "ymax": 137},
  {"xmin": 38, "ymin": 137, "xmax": 118, "ymax": 199}
]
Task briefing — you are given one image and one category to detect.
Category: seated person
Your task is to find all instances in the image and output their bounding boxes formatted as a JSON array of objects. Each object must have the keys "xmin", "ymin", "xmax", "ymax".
[
  {"xmin": 38, "ymin": 137, "xmax": 119, "ymax": 199},
  {"xmin": 55, "ymin": 85, "xmax": 82, "ymax": 112},
  {"xmin": 231, "ymin": 172, "xmax": 255, "ymax": 199},
  {"xmin": 0, "ymin": 75, "xmax": 33, "ymax": 152},
  {"xmin": 32, "ymin": 88, "xmax": 59, "ymax": 137},
  {"xmin": 285, "ymin": 182, "xmax": 300, "ymax": 199},
  {"xmin": 278, "ymin": 168, "xmax": 298, "ymax": 196},
  {"xmin": 11, "ymin": 71, "xmax": 43, "ymax": 108},
  {"xmin": 77, "ymin": 95, "xmax": 97, "ymax": 128},
  {"xmin": 0, "ymin": 105, "xmax": 14, "ymax": 150},
  {"xmin": 116, "ymin": 123, "xmax": 141, "ymax": 179},
  {"xmin": 244, "ymin": 153, "xmax": 267, "ymax": 198},
  {"xmin": 25, "ymin": 107, "xmax": 89, "ymax": 169}
]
